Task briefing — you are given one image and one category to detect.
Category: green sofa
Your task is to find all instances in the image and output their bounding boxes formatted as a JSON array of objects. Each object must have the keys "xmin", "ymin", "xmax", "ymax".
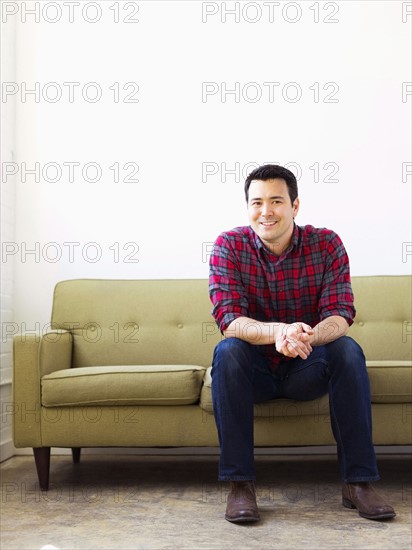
[{"xmin": 13, "ymin": 276, "xmax": 412, "ymax": 490}]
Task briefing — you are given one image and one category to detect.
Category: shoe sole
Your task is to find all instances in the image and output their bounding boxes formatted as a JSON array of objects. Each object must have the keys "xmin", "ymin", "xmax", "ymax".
[
  {"xmin": 342, "ymin": 497, "xmax": 396, "ymax": 520},
  {"xmin": 225, "ymin": 515, "xmax": 260, "ymax": 523}
]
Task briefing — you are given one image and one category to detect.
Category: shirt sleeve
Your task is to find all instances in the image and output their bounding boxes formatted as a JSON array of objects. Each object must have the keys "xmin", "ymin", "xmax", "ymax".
[
  {"xmin": 208, "ymin": 233, "xmax": 249, "ymax": 333},
  {"xmin": 318, "ymin": 232, "xmax": 356, "ymax": 326}
]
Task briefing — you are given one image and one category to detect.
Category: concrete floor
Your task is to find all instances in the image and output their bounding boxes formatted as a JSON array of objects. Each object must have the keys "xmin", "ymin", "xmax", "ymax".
[{"xmin": 1, "ymin": 453, "xmax": 411, "ymax": 550}]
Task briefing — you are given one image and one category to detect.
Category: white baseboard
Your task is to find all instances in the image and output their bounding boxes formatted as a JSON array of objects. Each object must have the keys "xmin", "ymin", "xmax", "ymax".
[{"xmin": 0, "ymin": 438, "xmax": 17, "ymax": 462}]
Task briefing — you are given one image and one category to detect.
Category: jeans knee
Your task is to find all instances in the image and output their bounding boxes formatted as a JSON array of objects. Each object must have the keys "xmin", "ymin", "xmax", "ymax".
[
  {"xmin": 214, "ymin": 337, "xmax": 250, "ymax": 356},
  {"xmin": 333, "ymin": 335, "xmax": 364, "ymax": 355},
  {"xmin": 212, "ymin": 338, "xmax": 252, "ymax": 378},
  {"xmin": 326, "ymin": 336, "xmax": 367, "ymax": 373}
]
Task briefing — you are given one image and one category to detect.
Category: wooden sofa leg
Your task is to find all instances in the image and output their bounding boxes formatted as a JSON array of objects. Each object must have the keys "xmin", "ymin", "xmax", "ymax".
[
  {"xmin": 33, "ymin": 447, "xmax": 50, "ymax": 491},
  {"xmin": 72, "ymin": 447, "xmax": 81, "ymax": 463}
]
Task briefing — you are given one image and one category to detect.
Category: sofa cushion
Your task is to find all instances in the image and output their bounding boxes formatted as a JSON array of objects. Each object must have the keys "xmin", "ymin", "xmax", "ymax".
[
  {"xmin": 200, "ymin": 360, "xmax": 412, "ymax": 415},
  {"xmin": 41, "ymin": 365, "xmax": 206, "ymax": 407},
  {"xmin": 50, "ymin": 279, "xmax": 223, "ymax": 369},
  {"xmin": 366, "ymin": 361, "xmax": 412, "ymax": 403}
]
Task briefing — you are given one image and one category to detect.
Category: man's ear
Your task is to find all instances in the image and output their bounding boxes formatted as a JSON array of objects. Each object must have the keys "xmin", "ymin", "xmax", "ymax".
[{"xmin": 293, "ymin": 197, "xmax": 300, "ymax": 217}]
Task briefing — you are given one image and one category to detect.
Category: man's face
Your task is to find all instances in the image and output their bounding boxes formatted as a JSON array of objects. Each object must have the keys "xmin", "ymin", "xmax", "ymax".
[{"xmin": 247, "ymin": 178, "xmax": 299, "ymax": 254}]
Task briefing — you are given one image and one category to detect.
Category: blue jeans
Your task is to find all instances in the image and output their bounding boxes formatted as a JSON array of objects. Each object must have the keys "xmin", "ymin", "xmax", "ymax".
[{"xmin": 211, "ymin": 336, "xmax": 379, "ymax": 483}]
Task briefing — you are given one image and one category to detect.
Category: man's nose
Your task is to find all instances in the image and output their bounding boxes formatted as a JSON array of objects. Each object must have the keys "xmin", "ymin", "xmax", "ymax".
[{"xmin": 261, "ymin": 203, "xmax": 273, "ymax": 216}]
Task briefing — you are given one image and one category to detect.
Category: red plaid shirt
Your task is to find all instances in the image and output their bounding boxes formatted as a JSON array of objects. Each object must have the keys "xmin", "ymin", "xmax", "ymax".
[{"xmin": 209, "ymin": 224, "xmax": 356, "ymax": 371}]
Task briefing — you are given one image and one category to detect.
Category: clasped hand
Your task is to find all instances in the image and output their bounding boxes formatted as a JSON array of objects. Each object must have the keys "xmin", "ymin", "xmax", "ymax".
[{"xmin": 275, "ymin": 322, "xmax": 314, "ymax": 360}]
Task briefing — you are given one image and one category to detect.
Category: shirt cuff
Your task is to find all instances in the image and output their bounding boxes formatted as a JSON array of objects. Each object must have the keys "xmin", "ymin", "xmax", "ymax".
[
  {"xmin": 216, "ymin": 313, "xmax": 245, "ymax": 334},
  {"xmin": 320, "ymin": 311, "xmax": 354, "ymax": 327}
]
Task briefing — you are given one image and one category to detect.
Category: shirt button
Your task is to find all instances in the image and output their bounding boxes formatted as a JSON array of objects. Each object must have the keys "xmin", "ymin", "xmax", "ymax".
[{"xmin": 177, "ymin": 323, "xmax": 183, "ymax": 329}]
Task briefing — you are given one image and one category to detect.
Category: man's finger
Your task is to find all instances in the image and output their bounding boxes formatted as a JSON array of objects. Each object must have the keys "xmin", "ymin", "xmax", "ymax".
[
  {"xmin": 287, "ymin": 341, "xmax": 308, "ymax": 359},
  {"xmin": 300, "ymin": 322, "xmax": 314, "ymax": 334},
  {"xmin": 285, "ymin": 338, "xmax": 308, "ymax": 359},
  {"xmin": 280, "ymin": 338, "xmax": 298, "ymax": 357}
]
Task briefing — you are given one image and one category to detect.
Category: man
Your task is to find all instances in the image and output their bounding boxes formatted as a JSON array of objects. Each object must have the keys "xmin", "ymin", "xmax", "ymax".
[{"xmin": 208, "ymin": 164, "xmax": 395, "ymax": 523}]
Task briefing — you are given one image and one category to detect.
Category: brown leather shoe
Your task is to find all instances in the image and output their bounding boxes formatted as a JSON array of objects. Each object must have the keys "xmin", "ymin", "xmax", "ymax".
[
  {"xmin": 225, "ymin": 481, "xmax": 260, "ymax": 523},
  {"xmin": 342, "ymin": 483, "xmax": 396, "ymax": 520}
]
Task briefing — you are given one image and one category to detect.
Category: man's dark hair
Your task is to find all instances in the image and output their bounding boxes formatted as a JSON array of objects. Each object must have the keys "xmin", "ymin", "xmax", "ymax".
[{"xmin": 244, "ymin": 164, "xmax": 298, "ymax": 205}]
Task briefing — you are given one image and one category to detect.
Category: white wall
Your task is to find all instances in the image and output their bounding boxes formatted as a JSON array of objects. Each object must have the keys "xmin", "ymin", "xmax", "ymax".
[
  {"xmin": 1, "ymin": 1, "xmax": 411, "ymax": 458},
  {"xmin": 1, "ymin": 8, "xmax": 16, "ymax": 460}
]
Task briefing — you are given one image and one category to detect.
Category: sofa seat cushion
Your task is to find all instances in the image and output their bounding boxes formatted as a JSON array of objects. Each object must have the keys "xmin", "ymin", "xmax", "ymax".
[
  {"xmin": 41, "ymin": 365, "xmax": 206, "ymax": 407},
  {"xmin": 200, "ymin": 360, "xmax": 412, "ymax": 415},
  {"xmin": 366, "ymin": 361, "xmax": 412, "ymax": 403}
]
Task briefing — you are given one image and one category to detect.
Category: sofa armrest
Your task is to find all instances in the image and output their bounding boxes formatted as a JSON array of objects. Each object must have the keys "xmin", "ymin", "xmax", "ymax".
[
  {"xmin": 13, "ymin": 330, "xmax": 73, "ymax": 447},
  {"xmin": 39, "ymin": 330, "xmax": 73, "ymax": 377}
]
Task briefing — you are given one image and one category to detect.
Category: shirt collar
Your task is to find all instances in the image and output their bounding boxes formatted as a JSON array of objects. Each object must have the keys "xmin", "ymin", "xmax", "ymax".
[{"xmin": 252, "ymin": 223, "xmax": 300, "ymax": 258}]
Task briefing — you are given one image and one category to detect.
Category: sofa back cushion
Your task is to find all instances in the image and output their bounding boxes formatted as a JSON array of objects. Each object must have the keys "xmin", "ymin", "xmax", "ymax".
[
  {"xmin": 51, "ymin": 279, "xmax": 222, "ymax": 368},
  {"xmin": 349, "ymin": 276, "xmax": 411, "ymax": 361}
]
